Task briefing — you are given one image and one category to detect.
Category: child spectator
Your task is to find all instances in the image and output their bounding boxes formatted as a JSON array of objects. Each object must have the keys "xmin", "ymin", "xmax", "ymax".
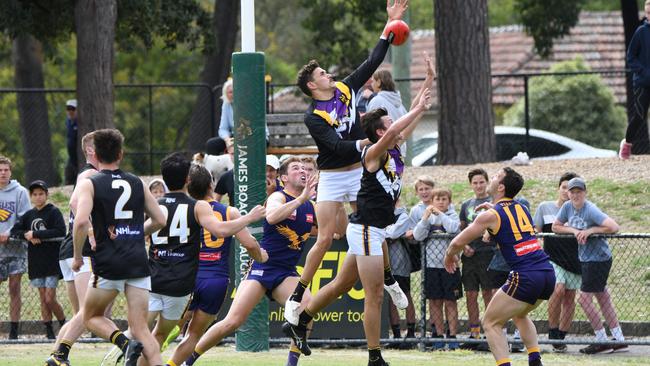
[
  {"xmin": 385, "ymin": 199, "xmax": 418, "ymax": 348},
  {"xmin": 552, "ymin": 177, "xmax": 626, "ymax": 354},
  {"xmin": 10, "ymin": 180, "xmax": 66, "ymax": 339},
  {"xmin": 148, "ymin": 178, "xmax": 168, "ymax": 200},
  {"xmin": 533, "ymin": 172, "xmax": 581, "ymax": 353},
  {"xmin": 412, "ymin": 187, "xmax": 461, "ymax": 350}
]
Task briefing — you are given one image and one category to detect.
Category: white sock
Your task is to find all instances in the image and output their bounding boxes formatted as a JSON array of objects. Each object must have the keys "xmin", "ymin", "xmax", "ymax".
[
  {"xmin": 611, "ymin": 326, "xmax": 625, "ymax": 341},
  {"xmin": 594, "ymin": 328, "xmax": 608, "ymax": 342}
]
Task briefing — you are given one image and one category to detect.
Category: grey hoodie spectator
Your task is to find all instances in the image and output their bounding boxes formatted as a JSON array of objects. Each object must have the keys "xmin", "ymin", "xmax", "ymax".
[
  {"xmin": 367, "ymin": 70, "xmax": 408, "ymax": 122},
  {"xmin": 0, "ymin": 155, "xmax": 31, "ymax": 339}
]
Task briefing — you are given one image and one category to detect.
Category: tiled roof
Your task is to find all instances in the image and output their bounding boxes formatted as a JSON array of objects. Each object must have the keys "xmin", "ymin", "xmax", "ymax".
[{"xmin": 269, "ymin": 11, "xmax": 629, "ymax": 112}]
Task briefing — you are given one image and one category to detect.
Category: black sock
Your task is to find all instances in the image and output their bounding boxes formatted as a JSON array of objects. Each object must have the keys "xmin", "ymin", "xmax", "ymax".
[
  {"xmin": 298, "ymin": 310, "xmax": 314, "ymax": 328},
  {"xmin": 56, "ymin": 341, "xmax": 73, "ymax": 360},
  {"xmin": 549, "ymin": 327, "xmax": 559, "ymax": 339},
  {"xmin": 430, "ymin": 326, "xmax": 439, "ymax": 338},
  {"xmin": 383, "ymin": 266, "xmax": 396, "ymax": 286},
  {"xmin": 290, "ymin": 280, "xmax": 308, "ymax": 302},
  {"xmin": 44, "ymin": 321, "xmax": 53, "ymax": 330},
  {"xmin": 558, "ymin": 330, "xmax": 567, "ymax": 339},
  {"xmin": 391, "ymin": 324, "xmax": 401, "ymax": 339},
  {"xmin": 58, "ymin": 318, "xmax": 66, "ymax": 327},
  {"xmin": 406, "ymin": 323, "xmax": 416, "ymax": 338},
  {"xmin": 110, "ymin": 330, "xmax": 129, "ymax": 353},
  {"xmin": 368, "ymin": 347, "xmax": 383, "ymax": 363},
  {"xmin": 10, "ymin": 322, "xmax": 18, "ymax": 333}
]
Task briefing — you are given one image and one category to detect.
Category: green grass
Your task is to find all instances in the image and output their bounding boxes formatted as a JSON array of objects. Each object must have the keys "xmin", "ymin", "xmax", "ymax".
[{"xmin": 1, "ymin": 343, "xmax": 648, "ymax": 366}]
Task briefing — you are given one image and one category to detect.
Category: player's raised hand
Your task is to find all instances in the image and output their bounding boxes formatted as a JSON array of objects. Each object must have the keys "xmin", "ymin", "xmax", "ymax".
[
  {"xmin": 418, "ymin": 88, "xmax": 432, "ymax": 110},
  {"xmin": 300, "ymin": 174, "xmax": 317, "ymax": 203},
  {"xmin": 387, "ymin": 0, "xmax": 409, "ymax": 21},
  {"xmin": 248, "ymin": 205, "xmax": 266, "ymax": 222}
]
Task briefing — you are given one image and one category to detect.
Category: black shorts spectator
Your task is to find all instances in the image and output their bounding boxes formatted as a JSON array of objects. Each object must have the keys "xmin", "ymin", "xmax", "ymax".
[
  {"xmin": 461, "ymin": 252, "xmax": 494, "ymax": 291},
  {"xmin": 581, "ymin": 259, "xmax": 612, "ymax": 293},
  {"xmin": 425, "ymin": 268, "xmax": 462, "ymax": 300},
  {"xmin": 488, "ymin": 269, "xmax": 510, "ymax": 288}
]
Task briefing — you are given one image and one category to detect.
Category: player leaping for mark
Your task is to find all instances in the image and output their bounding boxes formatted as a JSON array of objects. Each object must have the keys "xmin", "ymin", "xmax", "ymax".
[
  {"xmin": 286, "ymin": 0, "xmax": 411, "ymax": 325},
  {"xmin": 443, "ymin": 168, "xmax": 555, "ymax": 366},
  {"xmin": 284, "ymin": 76, "xmax": 432, "ymax": 366},
  {"xmin": 178, "ymin": 157, "xmax": 317, "ymax": 366}
]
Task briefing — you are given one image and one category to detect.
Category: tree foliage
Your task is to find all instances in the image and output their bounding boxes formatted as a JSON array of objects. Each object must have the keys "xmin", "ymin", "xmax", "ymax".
[
  {"xmin": 299, "ymin": 0, "xmax": 386, "ymax": 75},
  {"xmin": 503, "ymin": 58, "xmax": 626, "ymax": 149},
  {"xmin": 515, "ymin": 0, "xmax": 586, "ymax": 58}
]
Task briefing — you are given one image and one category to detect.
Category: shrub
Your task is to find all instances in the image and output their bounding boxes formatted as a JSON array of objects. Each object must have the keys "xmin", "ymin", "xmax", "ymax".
[{"xmin": 503, "ymin": 57, "xmax": 626, "ymax": 150}]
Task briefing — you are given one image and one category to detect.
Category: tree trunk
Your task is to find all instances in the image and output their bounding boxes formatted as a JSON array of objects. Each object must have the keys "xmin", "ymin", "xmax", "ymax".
[
  {"xmin": 12, "ymin": 35, "xmax": 59, "ymax": 186},
  {"xmin": 434, "ymin": 0, "xmax": 496, "ymax": 164},
  {"xmin": 186, "ymin": 0, "xmax": 239, "ymax": 152},
  {"xmin": 74, "ymin": 0, "xmax": 117, "ymax": 153}
]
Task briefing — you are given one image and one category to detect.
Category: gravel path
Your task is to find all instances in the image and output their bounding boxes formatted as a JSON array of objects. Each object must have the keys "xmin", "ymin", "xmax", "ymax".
[{"xmin": 403, "ymin": 155, "xmax": 650, "ymax": 186}]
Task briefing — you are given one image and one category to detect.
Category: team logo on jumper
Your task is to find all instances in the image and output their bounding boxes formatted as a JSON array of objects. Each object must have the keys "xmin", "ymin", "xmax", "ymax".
[
  {"xmin": 200, "ymin": 252, "xmax": 222, "ymax": 262},
  {"xmin": 305, "ymin": 214, "xmax": 314, "ymax": 223},
  {"xmin": 107, "ymin": 224, "xmax": 143, "ymax": 239},
  {"xmin": 277, "ymin": 225, "xmax": 310, "ymax": 250},
  {"xmin": 0, "ymin": 208, "xmax": 12, "ymax": 222}
]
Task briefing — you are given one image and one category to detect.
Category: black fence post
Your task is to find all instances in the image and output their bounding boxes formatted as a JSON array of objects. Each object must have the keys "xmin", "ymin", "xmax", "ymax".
[
  {"xmin": 148, "ymin": 85, "xmax": 154, "ymax": 176},
  {"xmin": 524, "ymin": 75, "xmax": 530, "ymax": 155},
  {"xmin": 419, "ymin": 242, "xmax": 427, "ymax": 351}
]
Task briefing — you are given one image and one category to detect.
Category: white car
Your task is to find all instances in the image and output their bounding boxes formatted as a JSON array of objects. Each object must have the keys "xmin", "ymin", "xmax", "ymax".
[{"xmin": 411, "ymin": 126, "xmax": 617, "ymax": 167}]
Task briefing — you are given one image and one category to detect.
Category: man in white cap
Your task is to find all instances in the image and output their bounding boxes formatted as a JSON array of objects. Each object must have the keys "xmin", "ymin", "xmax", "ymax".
[{"xmin": 65, "ymin": 99, "xmax": 78, "ymax": 185}]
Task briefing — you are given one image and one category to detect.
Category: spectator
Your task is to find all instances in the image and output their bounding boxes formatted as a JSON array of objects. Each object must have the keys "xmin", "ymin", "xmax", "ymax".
[
  {"xmin": 619, "ymin": 0, "xmax": 650, "ymax": 159},
  {"xmin": 458, "ymin": 168, "xmax": 497, "ymax": 347},
  {"xmin": 0, "ymin": 155, "xmax": 31, "ymax": 339},
  {"xmin": 552, "ymin": 177, "xmax": 626, "ymax": 354},
  {"xmin": 64, "ymin": 99, "xmax": 78, "ymax": 185},
  {"xmin": 148, "ymin": 179, "xmax": 168, "ymax": 200},
  {"xmin": 218, "ymin": 79, "xmax": 269, "ymax": 144},
  {"xmin": 355, "ymin": 78, "xmax": 375, "ymax": 116},
  {"xmin": 384, "ymin": 199, "xmax": 417, "ymax": 348},
  {"xmin": 533, "ymin": 172, "xmax": 581, "ymax": 353},
  {"xmin": 10, "ymin": 180, "xmax": 66, "ymax": 339},
  {"xmin": 413, "ymin": 187, "xmax": 461, "ymax": 350},
  {"xmin": 265, "ymin": 155, "xmax": 281, "ymax": 196},
  {"xmin": 193, "ymin": 137, "xmax": 233, "ymax": 185},
  {"xmin": 218, "ymin": 80, "xmax": 234, "ymax": 140},
  {"xmin": 215, "ymin": 139, "xmax": 235, "ymax": 206},
  {"xmin": 367, "ymin": 70, "xmax": 407, "ymax": 123}
]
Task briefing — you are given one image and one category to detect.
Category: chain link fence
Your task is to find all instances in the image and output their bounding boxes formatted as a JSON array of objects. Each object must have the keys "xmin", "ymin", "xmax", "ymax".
[
  {"xmin": 0, "ymin": 83, "xmax": 222, "ymax": 183},
  {"xmin": 1, "ymin": 233, "xmax": 648, "ymax": 348}
]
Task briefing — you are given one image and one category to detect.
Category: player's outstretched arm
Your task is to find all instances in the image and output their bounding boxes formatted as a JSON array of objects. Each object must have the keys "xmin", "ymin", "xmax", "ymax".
[
  {"xmin": 228, "ymin": 207, "xmax": 268, "ymax": 263},
  {"xmin": 444, "ymin": 211, "xmax": 496, "ymax": 273},
  {"xmin": 196, "ymin": 201, "xmax": 265, "ymax": 238},
  {"xmin": 364, "ymin": 89, "xmax": 431, "ymax": 171},
  {"xmin": 71, "ymin": 179, "xmax": 94, "ymax": 271},
  {"xmin": 266, "ymin": 174, "xmax": 317, "ymax": 225}
]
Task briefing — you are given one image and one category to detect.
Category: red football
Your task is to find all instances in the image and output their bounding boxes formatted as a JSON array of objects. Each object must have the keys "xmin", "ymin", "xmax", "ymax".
[{"xmin": 385, "ymin": 19, "xmax": 410, "ymax": 46}]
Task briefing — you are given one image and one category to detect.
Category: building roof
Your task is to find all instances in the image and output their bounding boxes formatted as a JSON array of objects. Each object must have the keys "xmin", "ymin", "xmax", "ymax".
[{"xmin": 269, "ymin": 11, "xmax": 629, "ymax": 112}]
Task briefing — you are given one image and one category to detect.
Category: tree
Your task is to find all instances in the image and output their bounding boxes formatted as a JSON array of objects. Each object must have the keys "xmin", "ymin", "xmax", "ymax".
[
  {"xmin": 1, "ymin": 0, "xmax": 211, "ymax": 182},
  {"xmin": 186, "ymin": 0, "xmax": 239, "ymax": 151},
  {"xmin": 435, "ymin": 0, "xmax": 496, "ymax": 164},
  {"xmin": 12, "ymin": 35, "xmax": 59, "ymax": 185},
  {"xmin": 75, "ymin": 0, "xmax": 117, "ymax": 141},
  {"xmin": 299, "ymin": 0, "xmax": 385, "ymax": 75}
]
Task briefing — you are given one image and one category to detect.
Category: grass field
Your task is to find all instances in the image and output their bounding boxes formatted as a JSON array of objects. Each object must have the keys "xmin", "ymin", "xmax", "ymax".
[{"xmin": 1, "ymin": 343, "xmax": 648, "ymax": 366}]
